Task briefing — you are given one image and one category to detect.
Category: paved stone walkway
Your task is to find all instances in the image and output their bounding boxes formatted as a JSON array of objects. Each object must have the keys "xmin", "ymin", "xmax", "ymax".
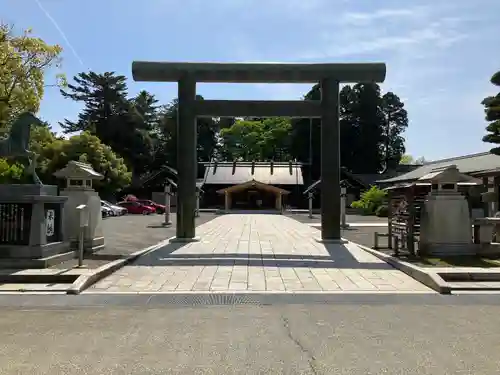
[{"xmin": 88, "ymin": 214, "xmax": 433, "ymax": 293}]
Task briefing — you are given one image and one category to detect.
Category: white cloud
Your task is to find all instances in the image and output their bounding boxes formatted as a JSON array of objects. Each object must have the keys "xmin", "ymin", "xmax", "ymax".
[
  {"xmin": 339, "ymin": 6, "xmax": 431, "ymax": 26},
  {"xmin": 214, "ymin": 0, "xmax": 499, "ymax": 159}
]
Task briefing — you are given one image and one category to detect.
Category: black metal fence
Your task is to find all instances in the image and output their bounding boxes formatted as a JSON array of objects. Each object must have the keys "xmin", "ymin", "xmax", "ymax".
[{"xmin": 0, "ymin": 203, "xmax": 32, "ymax": 245}]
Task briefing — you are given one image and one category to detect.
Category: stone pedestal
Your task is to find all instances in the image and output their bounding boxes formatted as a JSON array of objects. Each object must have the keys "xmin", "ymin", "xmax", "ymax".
[
  {"xmin": 0, "ymin": 184, "xmax": 71, "ymax": 268},
  {"xmin": 419, "ymin": 193, "xmax": 475, "ymax": 255},
  {"xmin": 59, "ymin": 187, "xmax": 104, "ymax": 252}
]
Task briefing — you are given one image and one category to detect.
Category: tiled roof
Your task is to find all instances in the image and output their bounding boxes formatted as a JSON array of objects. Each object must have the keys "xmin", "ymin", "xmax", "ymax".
[
  {"xmin": 53, "ymin": 160, "xmax": 103, "ymax": 179},
  {"xmin": 378, "ymin": 152, "xmax": 500, "ymax": 184},
  {"xmin": 202, "ymin": 162, "xmax": 303, "ymax": 185}
]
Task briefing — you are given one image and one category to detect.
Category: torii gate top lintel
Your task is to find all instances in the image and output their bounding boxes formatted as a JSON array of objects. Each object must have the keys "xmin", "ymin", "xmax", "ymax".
[{"xmin": 132, "ymin": 61, "xmax": 386, "ymax": 84}]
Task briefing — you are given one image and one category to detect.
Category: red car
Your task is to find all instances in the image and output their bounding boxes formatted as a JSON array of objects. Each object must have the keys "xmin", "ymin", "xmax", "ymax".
[
  {"xmin": 136, "ymin": 200, "xmax": 166, "ymax": 214},
  {"xmin": 117, "ymin": 201, "xmax": 156, "ymax": 215}
]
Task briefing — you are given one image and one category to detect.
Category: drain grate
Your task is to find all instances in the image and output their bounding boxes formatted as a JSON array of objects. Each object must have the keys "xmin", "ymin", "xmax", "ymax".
[{"xmin": 148, "ymin": 294, "xmax": 264, "ymax": 306}]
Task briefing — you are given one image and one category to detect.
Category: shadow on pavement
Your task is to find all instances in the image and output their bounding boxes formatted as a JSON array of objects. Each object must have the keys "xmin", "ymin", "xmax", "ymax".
[{"xmin": 130, "ymin": 242, "xmax": 391, "ymax": 270}]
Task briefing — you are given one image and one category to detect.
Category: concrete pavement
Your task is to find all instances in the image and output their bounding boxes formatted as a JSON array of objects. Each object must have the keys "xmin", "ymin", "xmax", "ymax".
[{"xmin": 88, "ymin": 214, "xmax": 432, "ymax": 294}]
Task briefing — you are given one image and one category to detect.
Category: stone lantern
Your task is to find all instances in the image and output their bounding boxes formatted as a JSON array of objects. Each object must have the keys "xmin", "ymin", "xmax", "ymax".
[
  {"xmin": 418, "ymin": 165, "xmax": 480, "ymax": 255},
  {"xmin": 53, "ymin": 161, "xmax": 105, "ymax": 252}
]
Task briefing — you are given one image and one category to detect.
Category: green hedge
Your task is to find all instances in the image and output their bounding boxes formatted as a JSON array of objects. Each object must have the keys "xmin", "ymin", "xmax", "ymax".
[{"xmin": 351, "ymin": 186, "xmax": 387, "ymax": 215}]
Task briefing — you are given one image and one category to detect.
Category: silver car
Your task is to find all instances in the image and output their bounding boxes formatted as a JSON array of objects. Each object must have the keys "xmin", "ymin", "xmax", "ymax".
[
  {"xmin": 101, "ymin": 205, "xmax": 114, "ymax": 218},
  {"xmin": 101, "ymin": 200, "xmax": 127, "ymax": 216}
]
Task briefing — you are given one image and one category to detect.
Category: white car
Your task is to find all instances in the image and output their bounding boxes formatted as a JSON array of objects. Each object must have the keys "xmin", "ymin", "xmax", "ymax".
[{"xmin": 101, "ymin": 200, "xmax": 127, "ymax": 216}]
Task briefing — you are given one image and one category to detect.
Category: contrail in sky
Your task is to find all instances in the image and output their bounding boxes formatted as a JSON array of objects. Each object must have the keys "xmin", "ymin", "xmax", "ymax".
[{"xmin": 34, "ymin": 0, "xmax": 86, "ymax": 67}]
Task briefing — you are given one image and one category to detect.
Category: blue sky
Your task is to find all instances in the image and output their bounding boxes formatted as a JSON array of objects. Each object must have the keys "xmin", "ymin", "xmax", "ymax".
[{"xmin": 3, "ymin": 0, "xmax": 500, "ymax": 161}]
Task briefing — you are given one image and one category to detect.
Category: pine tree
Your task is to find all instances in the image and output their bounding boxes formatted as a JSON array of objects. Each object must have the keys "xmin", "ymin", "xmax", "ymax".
[
  {"xmin": 482, "ymin": 71, "xmax": 500, "ymax": 154},
  {"xmin": 60, "ymin": 72, "xmax": 157, "ymax": 184},
  {"xmin": 59, "ymin": 71, "xmax": 129, "ymax": 138}
]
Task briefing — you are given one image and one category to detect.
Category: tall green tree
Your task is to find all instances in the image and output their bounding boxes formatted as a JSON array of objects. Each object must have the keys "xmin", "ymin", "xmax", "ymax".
[
  {"xmin": 290, "ymin": 84, "xmax": 371, "ymax": 182},
  {"xmin": 482, "ymin": 71, "xmax": 500, "ymax": 154},
  {"xmin": 0, "ymin": 23, "xmax": 64, "ymax": 127},
  {"xmin": 290, "ymin": 82, "xmax": 406, "ymax": 182},
  {"xmin": 381, "ymin": 92, "xmax": 408, "ymax": 170},
  {"xmin": 349, "ymin": 83, "xmax": 384, "ymax": 173}
]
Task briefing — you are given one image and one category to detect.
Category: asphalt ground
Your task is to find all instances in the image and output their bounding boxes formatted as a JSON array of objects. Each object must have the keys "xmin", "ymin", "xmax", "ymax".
[{"xmin": 0, "ymin": 293, "xmax": 499, "ymax": 374}]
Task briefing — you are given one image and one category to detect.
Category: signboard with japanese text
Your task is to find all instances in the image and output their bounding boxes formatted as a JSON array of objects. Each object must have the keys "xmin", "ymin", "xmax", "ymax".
[{"xmin": 44, "ymin": 204, "xmax": 61, "ymax": 243}]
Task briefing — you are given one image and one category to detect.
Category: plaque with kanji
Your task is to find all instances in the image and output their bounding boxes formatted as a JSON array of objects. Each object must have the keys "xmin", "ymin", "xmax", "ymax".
[{"xmin": 45, "ymin": 209, "xmax": 55, "ymax": 237}]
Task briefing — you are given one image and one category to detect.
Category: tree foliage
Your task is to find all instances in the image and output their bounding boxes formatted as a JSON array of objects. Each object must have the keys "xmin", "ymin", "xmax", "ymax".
[
  {"xmin": 41, "ymin": 131, "xmax": 131, "ymax": 194},
  {"xmin": 59, "ymin": 72, "xmax": 157, "ymax": 184},
  {"xmin": 220, "ymin": 117, "xmax": 292, "ymax": 161},
  {"xmin": 399, "ymin": 154, "xmax": 426, "ymax": 165},
  {"xmin": 0, "ymin": 158, "xmax": 24, "ymax": 183},
  {"xmin": 482, "ymin": 71, "xmax": 500, "ymax": 154},
  {"xmin": 0, "ymin": 23, "xmax": 64, "ymax": 127},
  {"xmin": 290, "ymin": 83, "xmax": 408, "ymax": 183},
  {"xmin": 0, "ymin": 25, "xmax": 66, "ymax": 185}
]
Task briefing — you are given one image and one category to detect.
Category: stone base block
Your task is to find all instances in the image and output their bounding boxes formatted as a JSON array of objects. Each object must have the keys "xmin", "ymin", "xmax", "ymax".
[
  {"xmin": 0, "ymin": 241, "xmax": 70, "ymax": 259},
  {"xmin": 0, "ymin": 184, "xmax": 58, "ymax": 198},
  {"xmin": 477, "ymin": 243, "xmax": 500, "ymax": 256},
  {"xmin": 314, "ymin": 237, "xmax": 349, "ymax": 244},
  {"xmin": 169, "ymin": 236, "xmax": 201, "ymax": 243},
  {"xmin": 0, "ymin": 250, "xmax": 75, "ymax": 269},
  {"xmin": 419, "ymin": 243, "xmax": 477, "ymax": 256},
  {"xmin": 70, "ymin": 236, "xmax": 105, "ymax": 253}
]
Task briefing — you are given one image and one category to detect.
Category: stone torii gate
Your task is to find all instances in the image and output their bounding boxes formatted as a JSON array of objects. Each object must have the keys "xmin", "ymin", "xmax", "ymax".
[{"xmin": 132, "ymin": 61, "xmax": 386, "ymax": 242}]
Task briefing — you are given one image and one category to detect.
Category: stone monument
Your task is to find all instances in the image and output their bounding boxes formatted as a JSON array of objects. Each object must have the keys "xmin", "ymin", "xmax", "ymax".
[
  {"xmin": 54, "ymin": 161, "xmax": 105, "ymax": 253},
  {"xmin": 419, "ymin": 165, "xmax": 479, "ymax": 256},
  {"xmin": 0, "ymin": 112, "xmax": 70, "ymax": 268}
]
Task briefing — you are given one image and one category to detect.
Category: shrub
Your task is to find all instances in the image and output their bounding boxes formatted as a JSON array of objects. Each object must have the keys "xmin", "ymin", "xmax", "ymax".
[
  {"xmin": 375, "ymin": 204, "xmax": 389, "ymax": 217},
  {"xmin": 351, "ymin": 186, "xmax": 387, "ymax": 215}
]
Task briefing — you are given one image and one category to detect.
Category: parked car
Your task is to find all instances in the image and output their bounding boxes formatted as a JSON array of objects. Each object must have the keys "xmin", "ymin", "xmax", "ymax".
[
  {"xmin": 135, "ymin": 199, "xmax": 166, "ymax": 214},
  {"xmin": 117, "ymin": 201, "xmax": 156, "ymax": 215},
  {"xmin": 101, "ymin": 205, "xmax": 114, "ymax": 218},
  {"xmin": 101, "ymin": 200, "xmax": 127, "ymax": 216}
]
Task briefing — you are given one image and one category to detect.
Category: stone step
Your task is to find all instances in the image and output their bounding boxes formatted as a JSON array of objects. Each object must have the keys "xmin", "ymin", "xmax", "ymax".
[
  {"xmin": 0, "ymin": 283, "xmax": 71, "ymax": 293},
  {"xmin": 0, "ymin": 251, "xmax": 75, "ymax": 269}
]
